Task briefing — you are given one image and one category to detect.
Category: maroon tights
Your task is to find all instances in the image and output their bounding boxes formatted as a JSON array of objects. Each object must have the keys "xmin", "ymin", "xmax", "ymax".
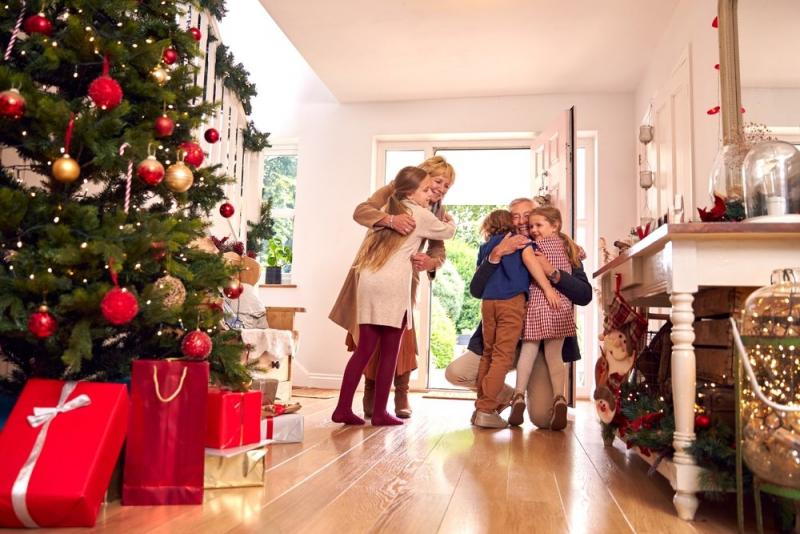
[{"xmin": 332, "ymin": 317, "xmax": 406, "ymax": 426}]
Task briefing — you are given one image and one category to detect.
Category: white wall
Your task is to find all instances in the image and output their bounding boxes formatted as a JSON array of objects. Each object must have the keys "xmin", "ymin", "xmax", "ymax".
[
  {"xmin": 634, "ymin": 0, "xmax": 719, "ymax": 215},
  {"xmin": 261, "ymin": 93, "xmax": 635, "ymax": 387}
]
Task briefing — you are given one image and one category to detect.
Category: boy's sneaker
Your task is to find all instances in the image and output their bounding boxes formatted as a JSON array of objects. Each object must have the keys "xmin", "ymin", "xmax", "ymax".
[
  {"xmin": 473, "ymin": 410, "xmax": 508, "ymax": 429},
  {"xmin": 508, "ymin": 393, "xmax": 526, "ymax": 426},
  {"xmin": 550, "ymin": 395, "xmax": 568, "ymax": 431}
]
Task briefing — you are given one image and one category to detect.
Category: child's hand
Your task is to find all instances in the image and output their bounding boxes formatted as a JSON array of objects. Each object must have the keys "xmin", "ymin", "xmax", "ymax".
[{"xmin": 545, "ymin": 288, "xmax": 561, "ymax": 309}]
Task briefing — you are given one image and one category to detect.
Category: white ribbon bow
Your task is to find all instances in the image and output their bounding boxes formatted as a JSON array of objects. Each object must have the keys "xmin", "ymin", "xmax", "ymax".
[
  {"xmin": 27, "ymin": 394, "xmax": 91, "ymax": 428},
  {"xmin": 11, "ymin": 382, "xmax": 91, "ymax": 527}
]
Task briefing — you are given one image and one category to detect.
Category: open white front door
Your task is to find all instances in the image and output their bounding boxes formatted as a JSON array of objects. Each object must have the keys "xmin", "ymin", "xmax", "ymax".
[
  {"xmin": 531, "ymin": 108, "xmax": 578, "ymax": 404},
  {"xmin": 531, "ymin": 108, "xmax": 575, "ymax": 235}
]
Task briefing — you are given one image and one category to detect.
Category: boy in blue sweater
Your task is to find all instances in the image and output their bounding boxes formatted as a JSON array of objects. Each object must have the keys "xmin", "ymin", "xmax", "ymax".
[{"xmin": 473, "ymin": 210, "xmax": 559, "ymax": 428}]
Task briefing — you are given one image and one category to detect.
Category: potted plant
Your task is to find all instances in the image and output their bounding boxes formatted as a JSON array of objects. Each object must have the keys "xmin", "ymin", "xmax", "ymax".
[{"xmin": 265, "ymin": 239, "xmax": 292, "ymax": 284}]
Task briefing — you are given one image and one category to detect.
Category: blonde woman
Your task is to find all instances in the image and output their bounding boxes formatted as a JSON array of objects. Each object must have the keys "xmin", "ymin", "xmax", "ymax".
[
  {"xmin": 330, "ymin": 156, "xmax": 455, "ymax": 419},
  {"xmin": 332, "ymin": 167, "xmax": 455, "ymax": 426}
]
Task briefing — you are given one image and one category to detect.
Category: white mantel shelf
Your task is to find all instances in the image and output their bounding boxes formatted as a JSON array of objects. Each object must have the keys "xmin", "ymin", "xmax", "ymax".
[{"xmin": 593, "ymin": 222, "xmax": 800, "ymax": 521}]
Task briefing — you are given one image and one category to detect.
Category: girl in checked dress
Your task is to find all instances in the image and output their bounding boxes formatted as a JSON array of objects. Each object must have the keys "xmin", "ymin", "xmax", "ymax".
[{"xmin": 508, "ymin": 206, "xmax": 585, "ymax": 430}]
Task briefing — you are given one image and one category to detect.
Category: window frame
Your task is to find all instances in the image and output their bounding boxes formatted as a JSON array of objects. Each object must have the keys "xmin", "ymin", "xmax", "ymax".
[{"xmin": 261, "ymin": 143, "xmax": 298, "ymax": 278}]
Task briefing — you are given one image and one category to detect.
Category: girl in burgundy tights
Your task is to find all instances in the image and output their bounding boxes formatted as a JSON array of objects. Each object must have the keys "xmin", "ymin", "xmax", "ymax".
[{"xmin": 332, "ymin": 166, "xmax": 455, "ymax": 425}]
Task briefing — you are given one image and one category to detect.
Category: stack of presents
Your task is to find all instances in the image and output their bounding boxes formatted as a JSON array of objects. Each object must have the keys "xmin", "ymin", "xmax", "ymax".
[
  {"xmin": 0, "ymin": 254, "xmax": 303, "ymax": 528},
  {"xmin": 0, "ymin": 366, "xmax": 303, "ymax": 528}
]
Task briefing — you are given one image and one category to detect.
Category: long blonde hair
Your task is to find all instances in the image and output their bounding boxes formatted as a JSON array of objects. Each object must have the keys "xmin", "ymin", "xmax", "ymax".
[
  {"xmin": 354, "ymin": 166, "xmax": 428, "ymax": 272},
  {"xmin": 530, "ymin": 207, "xmax": 583, "ymax": 267}
]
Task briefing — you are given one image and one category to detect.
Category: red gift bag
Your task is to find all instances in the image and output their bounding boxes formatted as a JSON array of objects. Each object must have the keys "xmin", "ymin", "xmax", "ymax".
[
  {"xmin": 206, "ymin": 388, "xmax": 261, "ymax": 449},
  {"xmin": 123, "ymin": 360, "xmax": 209, "ymax": 505},
  {"xmin": 0, "ymin": 379, "xmax": 128, "ymax": 527}
]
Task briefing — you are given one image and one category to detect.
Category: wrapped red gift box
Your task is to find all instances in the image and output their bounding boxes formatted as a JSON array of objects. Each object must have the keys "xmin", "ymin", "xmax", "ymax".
[
  {"xmin": 206, "ymin": 388, "xmax": 261, "ymax": 449},
  {"xmin": 0, "ymin": 379, "xmax": 128, "ymax": 528},
  {"xmin": 261, "ymin": 413, "xmax": 304, "ymax": 443}
]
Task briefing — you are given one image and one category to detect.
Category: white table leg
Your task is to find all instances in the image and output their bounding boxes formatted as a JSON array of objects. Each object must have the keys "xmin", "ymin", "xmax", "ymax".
[{"xmin": 670, "ymin": 291, "xmax": 699, "ymax": 521}]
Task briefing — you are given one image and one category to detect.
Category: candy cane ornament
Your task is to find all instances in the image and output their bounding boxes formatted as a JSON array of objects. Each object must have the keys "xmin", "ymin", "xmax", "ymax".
[
  {"xmin": 119, "ymin": 143, "xmax": 133, "ymax": 214},
  {"xmin": 4, "ymin": 1, "xmax": 26, "ymax": 61}
]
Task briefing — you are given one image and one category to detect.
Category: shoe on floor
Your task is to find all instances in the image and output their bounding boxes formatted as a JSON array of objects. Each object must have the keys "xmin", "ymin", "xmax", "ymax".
[
  {"xmin": 550, "ymin": 395, "xmax": 568, "ymax": 431},
  {"xmin": 473, "ymin": 410, "xmax": 508, "ymax": 429},
  {"xmin": 507, "ymin": 393, "xmax": 526, "ymax": 427},
  {"xmin": 497, "ymin": 384, "xmax": 515, "ymax": 413}
]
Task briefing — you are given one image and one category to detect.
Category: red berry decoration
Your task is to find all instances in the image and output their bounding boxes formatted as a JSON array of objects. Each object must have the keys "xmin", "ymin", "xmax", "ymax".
[
  {"xmin": 246, "ymin": 250, "xmax": 257, "ymax": 259},
  {"xmin": 223, "ymin": 278, "xmax": 244, "ymax": 299},
  {"xmin": 28, "ymin": 305, "xmax": 57, "ymax": 338},
  {"xmin": 219, "ymin": 202, "xmax": 235, "ymax": 218},
  {"xmin": 232, "ymin": 242, "xmax": 244, "ymax": 255},
  {"xmin": 204, "ymin": 127, "xmax": 220, "ymax": 144},
  {"xmin": 101, "ymin": 287, "xmax": 139, "ymax": 325},
  {"xmin": 88, "ymin": 56, "xmax": 123, "ymax": 111},
  {"xmin": 0, "ymin": 88, "xmax": 26, "ymax": 120},
  {"xmin": 151, "ymin": 241, "xmax": 168, "ymax": 261},
  {"xmin": 162, "ymin": 47, "xmax": 178, "ymax": 65},
  {"xmin": 695, "ymin": 414, "xmax": 711, "ymax": 429},
  {"xmin": 181, "ymin": 330, "xmax": 213, "ymax": 359},
  {"xmin": 137, "ymin": 155, "xmax": 165, "ymax": 185},
  {"xmin": 154, "ymin": 114, "xmax": 175, "ymax": 137},
  {"xmin": 179, "ymin": 141, "xmax": 204, "ymax": 167},
  {"xmin": 189, "ymin": 27, "xmax": 202, "ymax": 41},
  {"xmin": 23, "ymin": 13, "xmax": 53, "ymax": 36}
]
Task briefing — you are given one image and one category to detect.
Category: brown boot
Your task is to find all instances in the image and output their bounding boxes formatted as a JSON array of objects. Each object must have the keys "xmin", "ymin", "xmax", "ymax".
[
  {"xmin": 363, "ymin": 378, "xmax": 375, "ymax": 418},
  {"xmin": 393, "ymin": 372, "xmax": 412, "ymax": 419}
]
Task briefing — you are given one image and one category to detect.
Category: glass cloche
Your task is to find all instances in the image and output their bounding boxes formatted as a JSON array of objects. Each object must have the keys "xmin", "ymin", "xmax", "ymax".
[
  {"xmin": 742, "ymin": 140, "xmax": 800, "ymax": 221},
  {"xmin": 739, "ymin": 268, "xmax": 800, "ymax": 488},
  {"xmin": 708, "ymin": 143, "xmax": 748, "ymax": 204}
]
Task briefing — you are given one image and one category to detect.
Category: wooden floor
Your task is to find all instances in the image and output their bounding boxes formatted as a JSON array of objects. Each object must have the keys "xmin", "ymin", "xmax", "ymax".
[{"xmin": 47, "ymin": 394, "xmax": 763, "ymax": 533}]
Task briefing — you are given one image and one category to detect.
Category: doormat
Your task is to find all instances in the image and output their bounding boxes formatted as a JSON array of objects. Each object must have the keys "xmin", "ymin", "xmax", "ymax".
[
  {"xmin": 422, "ymin": 390, "xmax": 477, "ymax": 401},
  {"xmin": 292, "ymin": 387, "xmax": 338, "ymax": 399}
]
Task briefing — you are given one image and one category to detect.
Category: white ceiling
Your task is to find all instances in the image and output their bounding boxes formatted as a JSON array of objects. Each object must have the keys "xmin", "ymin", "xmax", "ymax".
[{"xmin": 259, "ymin": 0, "xmax": 680, "ymax": 103}]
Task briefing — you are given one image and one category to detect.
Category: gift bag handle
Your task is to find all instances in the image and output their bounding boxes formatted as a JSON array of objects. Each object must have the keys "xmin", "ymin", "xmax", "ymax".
[
  {"xmin": 729, "ymin": 317, "xmax": 800, "ymax": 412},
  {"xmin": 152, "ymin": 365, "xmax": 188, "ymax": 403}
]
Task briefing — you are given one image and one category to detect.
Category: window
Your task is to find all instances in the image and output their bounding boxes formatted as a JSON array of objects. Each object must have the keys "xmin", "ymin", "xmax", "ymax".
[{"xmin": 261, "ymin": 147, "xmax": 297, "ymax": 280}]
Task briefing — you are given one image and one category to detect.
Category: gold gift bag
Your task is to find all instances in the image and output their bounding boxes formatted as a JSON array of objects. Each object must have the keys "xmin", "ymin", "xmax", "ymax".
[{"xmin": 204, "ymin": 447, "xmax": 266, "ymax": 489}]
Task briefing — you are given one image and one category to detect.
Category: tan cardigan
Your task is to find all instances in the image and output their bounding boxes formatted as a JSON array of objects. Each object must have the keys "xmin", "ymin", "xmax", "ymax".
[
  {"xmin": 329, "ymin": 182, "xmax": 448, "ymax": 341},
  {"xmin": 356, "ymin": 200, "xmax": 455, "ymax": 328}
]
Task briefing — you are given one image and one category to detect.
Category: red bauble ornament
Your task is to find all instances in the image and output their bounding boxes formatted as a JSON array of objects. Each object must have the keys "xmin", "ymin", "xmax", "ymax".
[
  {"xmin": 219, "ymin": 202, "xmax": 235, "ymax": 218},
  {"xmin": 88, "ymin": 57, "xmax": 123, "ymax": 111},
  {"xmin": 181, "ymin": 330, "xmax": 213, "ymax": 359},
  {"xmin": 101, "ymin": 287, "xmax": 139, "ymax": 325},
  {"xmin": 180, "ymin": 141, "xmax": 204, "ymax": 167},
  {"xmin": 223, "ymin": 278, "xmax": 244, "ymax": 299},
  {"xmin": 23, "ymin": 13, "xmax": 53, "ymax": 36},
  {"xmin": 204, "ymin": 127, "xmax": 220, "ymax": 144},
  {"xmin": 189, "ymin": 27, "xmax": 202, "ymax": 41},
  {"xmin": 28, "ymin": 305, "xmax": 57, "ymax": 338},
  {"xmin": 137, "ymin": 155, "xmax": 165, "ymax": 185},
  {"xmin": 154, "ymin": 114, "xmax": 175, "ymax": 137},
  {"xmin": 162, "ymin": 48, "xmax": 178, "ymax": 65},
  {"xmin": 0, "ymin": 88, "xmax": 26, "ymax": 119},
  {"xmin": 695, "ymin": 414, "xmax": 711, "ymax": 429},
  {"xmin": 151, "ymin": 241, "xmax": 167, "ymax": 260}
]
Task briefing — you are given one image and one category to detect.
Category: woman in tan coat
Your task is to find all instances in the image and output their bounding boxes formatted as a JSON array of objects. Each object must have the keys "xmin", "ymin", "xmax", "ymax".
[
  {"xmin": 329, "ymin": 156, "xmax": 454, "ymax": 418},
  {"xmin": 331, "ymin": 167, "xmax": 455, "ymax": 426}
]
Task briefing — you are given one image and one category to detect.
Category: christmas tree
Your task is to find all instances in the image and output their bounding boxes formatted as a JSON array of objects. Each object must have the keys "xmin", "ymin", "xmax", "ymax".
[{"xmin": 0, "ymin": 1, "xmax": 251, "ymax": 393}]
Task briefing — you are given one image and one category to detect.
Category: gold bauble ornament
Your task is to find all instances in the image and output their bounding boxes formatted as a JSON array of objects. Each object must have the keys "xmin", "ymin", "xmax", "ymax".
[
  {"xmin": 165, "ymin": 160, "xmax": 194, "ymax": 192},
  {"xmin": 151, "ymin": 66, "xmax": 168, "ymax": 86},
  {"xmin": 155, "ymin": 274, "xmax": 186, "ymax": 309},
  {"xmin": 52, "ymin": 154, "xmax": 81, "ymax": 183}
]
